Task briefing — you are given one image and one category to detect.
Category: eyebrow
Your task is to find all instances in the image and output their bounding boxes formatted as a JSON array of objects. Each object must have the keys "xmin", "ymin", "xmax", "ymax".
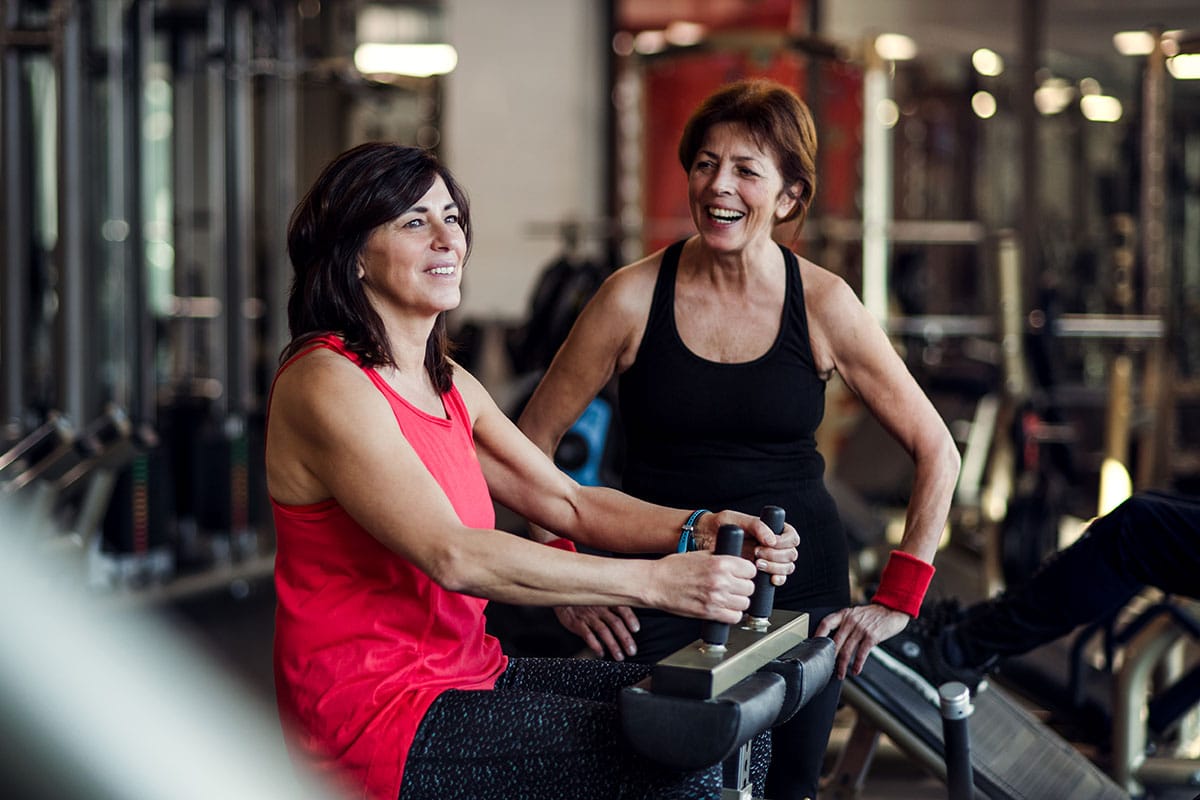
[
  {"xmin": 697, "ymin": 148, "xmax": 763, "ymax": 165},
  {"xmin": 405, "ymin": 201, "xmax": 459, "ymax": 214}
]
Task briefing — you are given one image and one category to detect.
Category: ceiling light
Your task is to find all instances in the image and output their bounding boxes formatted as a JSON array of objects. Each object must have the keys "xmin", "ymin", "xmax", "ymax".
[
  {"xmin": 665, "ymin": 21, "xmax": 705, "ymax": 47},
  {"xmin": 1167, "ymin": 53, "xmax": 1200, "ymax": 79},
  {"xmin": 876, "ymin": 98, "xmax": 900, "ymax": 128},
  {"xmin": 354, "ymin": 43, "xmax": 458, "ymax": 77},
  {"xmin": 971, "ymin": 91, "xmax": 997, "ymax": 119},
  {"xmin": 971, "ymin": 48, "xmax": 1004, "ymax": 77},
  {"xmin": 1080, "ymin": 94, "xmax": 1122, "ymax": 122},
  {"xmin": 612, "ymin": 31, "xmax": 635, "ymax": 56},
  {"xmin": 633, "ymin": 30, "xmax": 667, "ymax": 55},
  {"xmin": 875, "ymin": 33, "xmax": 918, "ymax": 61},
  {"xmin": 1034, "ymin": 79, "xmax": 1074, "ymax": 115},
  {"xmin": 1112, "ymin": 31, "xmax": 1156, "ymax": 55}
]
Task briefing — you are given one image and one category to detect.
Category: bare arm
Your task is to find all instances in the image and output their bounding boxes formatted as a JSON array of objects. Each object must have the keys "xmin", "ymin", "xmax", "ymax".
[
  {"xmin": 465, "ymin": 366, "xmax": 797, "ymax": 565},
  {"xmin": 517, "ymin": 262, "xmax": 650, "ymax": 513},
  {"xmin": 265, "ymin": 349, "xmax": 776, "ymax": 619},
  {"xmin": 804, "ymin": 267, "xmax": 961, "ymax": 677}
]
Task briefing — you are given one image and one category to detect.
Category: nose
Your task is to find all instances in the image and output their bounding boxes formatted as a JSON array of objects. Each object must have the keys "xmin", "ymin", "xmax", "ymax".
[
  {"xmin": 430, "ymin": 219, "xmax": 456, "ymax": 250},
  {"xmin": 710, "ymin": 164, "xmax": 735, "ymax": 195}
]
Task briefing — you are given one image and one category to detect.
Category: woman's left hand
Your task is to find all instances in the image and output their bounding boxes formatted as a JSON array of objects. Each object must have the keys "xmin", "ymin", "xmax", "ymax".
[
  {"xmin": 814, "ymin": 603, "xmax": 911, "ymax": 680},
  {"xmin": 697, "ymin": 511, "xmax": 799, "ymax": 585}
]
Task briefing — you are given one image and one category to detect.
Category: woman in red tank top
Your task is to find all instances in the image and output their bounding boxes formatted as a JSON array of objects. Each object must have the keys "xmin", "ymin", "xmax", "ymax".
[{"xmin": 266, "ymin": 142, "xmax": 800, "ymax": 800}]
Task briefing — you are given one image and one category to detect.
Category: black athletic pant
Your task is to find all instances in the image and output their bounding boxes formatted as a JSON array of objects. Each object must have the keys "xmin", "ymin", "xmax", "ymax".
[
  {"xmin": 398, "ymin": 657, "xmax": 731, "ymax": 800},
  {"xmin": 951, "ymin": 491, "xmax": 1200, "ymax": 669},
  {"xmin": 764, "ymin": 606, "xmax": 844, "ymax": 800}
]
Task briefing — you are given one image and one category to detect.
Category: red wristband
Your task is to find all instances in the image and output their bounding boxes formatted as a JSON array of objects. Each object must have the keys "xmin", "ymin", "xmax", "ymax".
[
  {"xmin": 543, "ymin": 538, "xmax": 577, "ymax": 553},
  {"xmin": 871, "ymin": 550, "xmax": 935, "ymax": 617}
]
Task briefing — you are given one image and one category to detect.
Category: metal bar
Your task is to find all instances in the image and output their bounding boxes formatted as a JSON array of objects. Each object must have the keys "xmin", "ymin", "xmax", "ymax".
[
  {"xmin": 264, "ymin": 1, "xmax": 298, "ymax": 366},
  {"xmin": 207, "ymin": 0, "xmax": 228, "ymax": 415},
  {"xmin": 861, "ymin": 40, "xmax": 891, "ymax": 324},
  {"xmin": 56, "ymin": 0, "xmax": 88, "ymax": 425},
  {"xmin": 813, "ymin": 217, "xmax": 988, "ymax": 245},
  {"xmin": 225, "ymin": 1, "xmax": 252, "ymax": 416},
  {"xmin": 1112, "ymin": 615, "xmax": 1185, "ymax": 795},
  {"xmin": 1053, "ymin": 314, "xmax": 1165, "ymax": 339},
  {"xmin": 2, "ymin": 10, "xmax": 30, "ymax": 426},
  {"xmin": 126, "ymin": 0, "xmax": 154, "ymax": 424},
  {"xmin": 651, "ymin": 610, "xmax": 809, "ymax": 699},
  {"xmin": 1017, "ymin": 0, "xmax": 1041, "ymax": 315},
  {"xmin": 1136, "ymin": 28, "xmax": 1173, "ymax": 489}
]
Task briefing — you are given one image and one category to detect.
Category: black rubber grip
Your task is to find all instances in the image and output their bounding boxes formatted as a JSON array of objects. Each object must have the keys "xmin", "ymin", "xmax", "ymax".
[
  {"xmin": 700, "ymin": 524, "xmax": 745, "ymax": 646},
  {"xmin": 748, "ymin": 505, "xmax": 786, "ymax": 619}
]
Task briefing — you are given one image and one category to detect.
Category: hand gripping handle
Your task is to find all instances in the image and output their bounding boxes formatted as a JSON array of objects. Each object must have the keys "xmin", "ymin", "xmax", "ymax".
[
  {"xmin": 700, "ymin": 524, "xmax": 745, "ymax": 647},
  {"xmin": 747, "ymin": 506, "xmax": 786, "ymax": 620}
]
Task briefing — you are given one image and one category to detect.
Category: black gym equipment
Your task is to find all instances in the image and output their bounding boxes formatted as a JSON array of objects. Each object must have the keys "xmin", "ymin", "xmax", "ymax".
[
  {"xmin": 0, "ymin": 413, "xmax": 78, "ymax": 493},
  {"xmin": 939, "ymin": 682, "xmax": 975, "ymax": 800},
  {"xmin": 619, "ymin": 508, "xmax": 837, "ymax": 799},
  {"xmin": 831, "ymin": 652, "xmax": 1129, "ymax": 799}
]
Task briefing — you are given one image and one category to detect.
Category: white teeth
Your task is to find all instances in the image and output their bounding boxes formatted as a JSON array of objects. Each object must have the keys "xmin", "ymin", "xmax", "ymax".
[
  {"xmin": 708, "ymin": 208, "xmax": 744, "ymax": 221},
  {"xmin": 429, "ymin": 266, "xmax": 456, "ymax": 275}
]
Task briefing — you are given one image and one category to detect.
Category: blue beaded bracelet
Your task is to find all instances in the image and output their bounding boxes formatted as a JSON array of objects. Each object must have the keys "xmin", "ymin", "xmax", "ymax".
[{"xmin": 677, "ymin": 509, "xmax": 711, "ymax": 553}]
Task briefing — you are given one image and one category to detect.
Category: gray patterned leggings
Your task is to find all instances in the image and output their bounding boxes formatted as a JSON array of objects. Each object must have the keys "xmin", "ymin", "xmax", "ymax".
[{"xmin": 397, "ymin": 657, "xmax": 769, "ymax": 800}]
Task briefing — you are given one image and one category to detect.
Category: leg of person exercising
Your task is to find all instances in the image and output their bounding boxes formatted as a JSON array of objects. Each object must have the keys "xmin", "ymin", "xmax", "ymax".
[
  {"xmin": 765, "ymin": 606, "xmax": 844, "ymax": 800},
  {"xmin": 398, "ymin": 658, "xmax": 721, "ymax": 800},
  {"xmin": 950, "ymin": 491, "xmax": 1200, "ymax": 669}
]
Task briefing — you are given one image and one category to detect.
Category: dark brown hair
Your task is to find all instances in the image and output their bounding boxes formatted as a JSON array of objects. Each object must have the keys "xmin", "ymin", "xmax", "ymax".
[
  {"xmin": 282, "ymin": 143, "xmax": 471, "ymax": 394},
  {"xmin": 677, "ymin": 78, "xmax": 818, "ymax": 227}
]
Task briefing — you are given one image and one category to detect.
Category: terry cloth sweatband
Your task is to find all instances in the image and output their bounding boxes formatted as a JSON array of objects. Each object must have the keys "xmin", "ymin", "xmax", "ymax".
[
  {"xmin": 677, "ymin": 509, "xmax": 711, "ymax": 553},
  {"xmin": 871, "ymin": 550, "xmax": 935, "ymax": 617},
  {"xmin": 543, "ymin": 538, "xmax": 577, "ymax": 553}
]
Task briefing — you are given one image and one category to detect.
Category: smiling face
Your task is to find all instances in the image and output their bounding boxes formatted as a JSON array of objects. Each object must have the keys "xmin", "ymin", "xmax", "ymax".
[
  {"xmin": 687, "ymin": 121, "xmax": 799, "ymax": 254},
  {"xmin": 358, "ymin": 175, "xmax": 467, "ymax": 320}
]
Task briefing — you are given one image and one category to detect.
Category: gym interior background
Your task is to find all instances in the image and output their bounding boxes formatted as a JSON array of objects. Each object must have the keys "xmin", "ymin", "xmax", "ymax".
[{"xmin": 3, "ymin": 0, "xmax": 1200, "ymax": 797}]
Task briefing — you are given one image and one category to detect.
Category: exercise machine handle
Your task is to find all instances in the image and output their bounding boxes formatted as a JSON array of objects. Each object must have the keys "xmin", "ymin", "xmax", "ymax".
[
  {"xmin": 748, "ymin": 505, "xmax": 786, "ymax": 620},
  {"xmin": 700, "ymin": 524, "xmax": 744, "ymax": 647}
]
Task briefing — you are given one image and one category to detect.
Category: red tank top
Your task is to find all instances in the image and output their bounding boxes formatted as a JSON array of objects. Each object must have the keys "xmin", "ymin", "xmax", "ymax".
[{"xmin": 270, "ymin": 335, "xmax": 505, "ymax": 799}]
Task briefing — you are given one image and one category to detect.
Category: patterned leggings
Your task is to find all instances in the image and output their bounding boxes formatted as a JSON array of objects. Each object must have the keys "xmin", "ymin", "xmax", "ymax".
[{"xmin": 397, "ymin": 657, "xmax": 769, "ymax": 800}]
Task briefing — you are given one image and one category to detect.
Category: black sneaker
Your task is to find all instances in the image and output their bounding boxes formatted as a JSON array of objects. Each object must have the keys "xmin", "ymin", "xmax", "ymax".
[{"xmin": 874, "ymin": 599, "xmax": 987, "ymax": 707}]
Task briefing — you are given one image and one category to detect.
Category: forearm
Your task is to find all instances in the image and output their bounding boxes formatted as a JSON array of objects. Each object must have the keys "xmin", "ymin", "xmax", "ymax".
[
  {"xmin": 438, "ymin": 529, "xmax": 658, "ymax": 607},
  {"xmin": 535, "ymin": 484, "xmax": 690, "ymax": 554},
  {"xmin": 895, "ymin": 436, "xmax": 960, "ymax": 562}
]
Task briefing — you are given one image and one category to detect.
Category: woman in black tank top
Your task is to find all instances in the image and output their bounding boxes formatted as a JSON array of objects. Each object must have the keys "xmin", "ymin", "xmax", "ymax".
[{"xmin": 520, "ymin": 79, "xmax": 960, "ymax": 800}]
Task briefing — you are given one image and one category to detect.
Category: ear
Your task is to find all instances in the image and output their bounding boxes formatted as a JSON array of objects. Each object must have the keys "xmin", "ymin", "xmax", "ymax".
[
  {"xmin": 775, "ymin": 183, "xmax": 801, "ymax": 221},
  {"xmin": 356, "ymin": 258, "xmax": 366, "ymax": 280}
]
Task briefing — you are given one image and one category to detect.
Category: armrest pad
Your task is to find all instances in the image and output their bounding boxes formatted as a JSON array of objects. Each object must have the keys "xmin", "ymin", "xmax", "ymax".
[
  {"xmin": 759, "ymin": 636, "xmax": 836, "ymax": 726},
  {"xmin": 619, "ymin": 671, "xmax": 785, "ymax": 769}
]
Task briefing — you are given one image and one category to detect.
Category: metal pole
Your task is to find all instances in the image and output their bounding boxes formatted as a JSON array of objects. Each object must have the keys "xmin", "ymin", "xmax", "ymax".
[
  {"xmin": 939, "ymin": 681, "xmax": 975, "ymax": 800},
  {"xmin": 1017, "ymin": 0, "xmax": 1041, "ymax": 317},
  {"xmin": 207, "ymin": 0, "xmax": 228, "ymax": 416},
  {"xmin": 225, "ymin": 1, "xmax": 252, "ymax": 417},
  {"xmin": 264, "ymin": 1, "xmax": 298, "ymax": 365},
  {"xmin": 126, "ymin": 0, "xmax": 154, "ymax": 424},
  {"xmin": 1136, "ymin": 29, "xmax": 1172, "ymax": 489},
  {"xmin": 861, "ymin": 38, "xmax": 892, "ymax": 325},
  {"xmin": 55, "ymin": 0, "xmax": 88, "ymax": 425},
  {"xmin": 2, "ymin": 2, "xmax": 31, "ymax": 428}
]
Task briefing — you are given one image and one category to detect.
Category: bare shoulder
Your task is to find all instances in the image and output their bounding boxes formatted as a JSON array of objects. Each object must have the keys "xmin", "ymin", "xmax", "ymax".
[
  {"xmin": 591, "ymin": 249, "xmax": 664, "ymax": 322},
  {"xmin": 448, "ymin": 360, "xmax": 492, "ymax": 424},
  {"xmin": 271, "ymin": 347, "xmax": 381, "ymax": 431},
  {"xmin": 795, "ymin": 256, "xmax": 871, "ymax": 375},
  {"xmin": 796, "ymin": 256, "xmax": 857, "ymax": 310},
  {"xmin": 266, "ymin": 346, "xmax": 390, "ymax": 503}
]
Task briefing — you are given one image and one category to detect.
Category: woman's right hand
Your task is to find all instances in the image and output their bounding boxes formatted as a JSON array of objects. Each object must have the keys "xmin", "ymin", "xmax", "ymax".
[
  {"xmin": 553, "ymin": 605, "xmax": 642, "ymax": 661},
  {"xmin": 646, "ymin": 551, "xmax": 757, "ymax": 623}
]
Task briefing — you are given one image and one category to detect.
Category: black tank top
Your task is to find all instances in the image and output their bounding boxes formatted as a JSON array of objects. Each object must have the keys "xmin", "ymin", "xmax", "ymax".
[{"xmin": 618, "ymin": 239, "xmax": 850, "ymax": 659}]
